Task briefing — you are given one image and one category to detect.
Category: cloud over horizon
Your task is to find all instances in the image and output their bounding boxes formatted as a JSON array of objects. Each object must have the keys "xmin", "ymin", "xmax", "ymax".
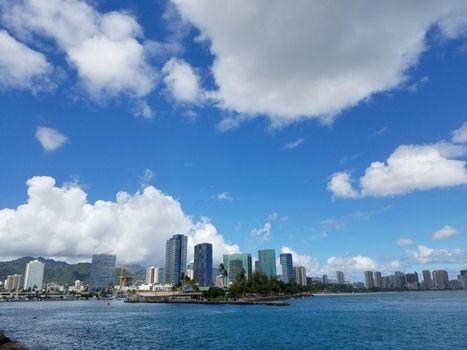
[{"xmin": 0, "ymin": 176, "xmax": 239, "ymax": 265}]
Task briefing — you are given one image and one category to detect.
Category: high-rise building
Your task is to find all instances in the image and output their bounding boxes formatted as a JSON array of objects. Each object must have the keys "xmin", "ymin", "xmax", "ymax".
[
  {"xmin": 364, "ymin": 271, "xmax": 375, "ymax": 288},
  {"xmin": 164, "ymin": 234, "xmax": 188, "ymax": 284},
  {"xmin": 90, "ymin": 254, "xmax": 116, "ymax": 290},
  {"xmin": 228, "ymin": 259, "xmax": 244, "ymax": 283},
  {"xmin": 255, "ymin": 260, "xmax": 261, "ymax": 272},
  {"xmin": 422, "ymin": 270, "xmax": 432, "ymax": 289},
  {"xmin": 405, "ymin": 272, "xmax": 419, "ymax": 290},
  {"xmin": 460, "ymin": 270, "xmax": 467, "ymax": 289},
  {"xmin": 5, "ymin": 274, "xmax": 23, "ymax": 292},
  {"xmin": 145, "ymin": 266, "xmax": 160, "ymax": 284},
  {"xmin": 432, "ymin": 270, "xmax": 449, "ymax": 289},
  {"xmin": 223, "ymin": 253, "xmax": 252, "ymax": 285},
  {"xmin": 373, "ymin": 272, "xmax": 382, "ymax": 289},
  {"xmin": 257, "ymin": 249, "xmax": 277, "ymax": 278},
  {"xmin": 24, "ymin": 260, "xmax": 45, "ymax": 290},
  {"xmin": 293, "ymin": 266, "xmax": 307, "ymax": 286},
  {"xmin": 280, "ymin": 253, "xmax": 294, "ymax": 283},
  {"xmin": 322, "ymin": 274, "xmax": 328, "ymax": 285},
  {"xmin": 194, "ymin": 243, "xmax": 213, "ymax": 287},
  {"xmin": 336, "ymin": 271, "xmax": 345, "ymax": 285},
  {"xmin": 394, "ymin": 271, "xmax": 407, "ymax": 289}
]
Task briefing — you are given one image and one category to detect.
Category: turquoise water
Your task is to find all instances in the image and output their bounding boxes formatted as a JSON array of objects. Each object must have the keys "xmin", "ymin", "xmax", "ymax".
[{"xmin": 1, "ymin": 291, "xmax": 466, "ymax": 349}]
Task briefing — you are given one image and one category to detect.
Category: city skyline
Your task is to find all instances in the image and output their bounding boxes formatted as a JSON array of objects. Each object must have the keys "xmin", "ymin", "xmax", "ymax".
[{"xmin": 1, "ymin": 1, "xmax": 467, "ymax": 282}]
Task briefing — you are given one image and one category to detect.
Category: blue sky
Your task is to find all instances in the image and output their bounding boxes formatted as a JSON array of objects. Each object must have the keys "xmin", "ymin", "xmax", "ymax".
[{"xmin": 1, "ymin": 0, "xmax": 467, "ymax": 280}]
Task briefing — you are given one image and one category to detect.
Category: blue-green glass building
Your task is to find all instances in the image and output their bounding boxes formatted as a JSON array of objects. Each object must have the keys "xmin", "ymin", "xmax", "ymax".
[
  {"xmin": 257, "ymin": 249, "xmax": 277, "ymax": 278},
  {"xmin": 280, "ymin": 253, "xmax": 294, "ymax": 283},
  {"xmin": 223, "ymin": 253, "xmax": 252, "ymax": 285}
]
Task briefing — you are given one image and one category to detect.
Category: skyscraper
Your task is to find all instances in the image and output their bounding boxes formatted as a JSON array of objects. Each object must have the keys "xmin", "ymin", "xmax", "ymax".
[
  {"xmin": 394, "ymin": 271, "xmax": 407, "ymax": 289},
  {"xmin": 460, "ymin": 270, "xmax": 467, "ymax": 289},
  {"xmin": 164, "ymin": 234, "xmax": 188, "ymax": 284},
  {"xmin": 336, "ymin": 271, "xmax": 345, "ymax": 285},
  {"xmin": 405, "ymin": 272, "xmax": 419, "ymax": 290},
  {"xmin": 223, "ymin": 253, "xmax": 252, "ymax": 285},
  {"xmin": 228, "ymin": 259, "xmax": 244, "ymax": 283},
  {"xmin": 90, "ymin": 254, "xmax": 116, "ymax": 290},
  {"xmin": 280, "ymin": 253, "xmax": 294, "ymax": 283},
  {"xmin": 257, "ymin": 249, "xmax": 277, "ymax": 277},
  {"xmin": 294, "ymin": 266, "xmax": 307, "ymax": 286},
  {"xmin": 422, "ymin": 270, "xmax": 432, "ymax": 289},
  {"xmin": 432, "ymin": 270, "xmax": 449, "ymax": 289},
  {"xmin": 364, "ymin": 271, "xmax": 375, "ymax": 288},
  {"xmin": 194, "ymin": 243, "xmax": 213, "ymax": 287},
  {"xmin": 373, "ymin": 272, "xmax": 382, "ymax": 289},
  {"xmin": 24, "ymin": 259, "xmax": 45, "ymax": 290},
  {"xmin": 145, "ymin": 266, "xmax": 160, "ymax": 284}
]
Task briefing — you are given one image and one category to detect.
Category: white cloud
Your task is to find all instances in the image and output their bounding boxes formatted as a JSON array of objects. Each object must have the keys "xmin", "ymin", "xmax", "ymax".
[
  {"xmin": 452, "ymin": 122, "xmax": 467, "ymax": 144},
  {"xmin": 2, "ymin": 0, "xmax": 157, "ymax": 100},
  {"xmin": 0, "ymin": 176, "xmax": 239, "ymax": 264},
  {"xmin": 326, "ymin": 255, "xmax": 378, "ymax": 272},
  {"xmin": 217, "ymin": 192, "xmax": 233, "ymax": 202},
  {"xmin": 406, "ymin": 245, "xmax": 467, "ymax": 264},
  {"xmin": 279, "ymin": 246, "xmax": 384, "ymax": 278},
  {"xmin": 327, "ymin": 172, "xmax": 359, "ymax": 199},
  {"xmin": 162, "ymin": 57, "xmax": 202, "ymax": 103},
  {"xmin": 432, "ymin": 225, "xmax": 459, "ymax": 240},
  {"xmin": 328, "ymin": 140, "xmax": 467, "ymax": 198},
  {"xmin": 280, "ymin": 246, "xmax": 320, "ymax": 274},
  {"xmin": 173, "ymin": 0, "xmax": 467, "ymax": 127},
  {"xmin": 250, "ymin": 222, "xmax": 271, "ymax": 243},
  {"xmin": 132, "ymin": 100, "xmax": 154, "ymax": 119},
  {"xmin": 282, "ymin": 138, "xmax": 304, "ymax": 151},
  {"xmin": 139, "ymin": 168, "xmax": 155, "ymax": 187},
  {"xmin": 397, "ymin": 238, "xmax": 414, "ymax": 246},
  {"xmin": 0, "ymin": 29, "xmax": 53, "ymax": 91},
  {"xmin": 35, "ymin": 127, "xmax": 69, "ymax": 152},
  {"xmin": 217, "ymin": 117, "xmax": 241, "ymax": 132}
]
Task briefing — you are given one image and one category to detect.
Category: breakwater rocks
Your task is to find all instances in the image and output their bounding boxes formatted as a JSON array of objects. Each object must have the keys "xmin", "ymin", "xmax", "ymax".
[{"xmin": 0, "ymin": 333, "xmax": 29, "ymax": 350}]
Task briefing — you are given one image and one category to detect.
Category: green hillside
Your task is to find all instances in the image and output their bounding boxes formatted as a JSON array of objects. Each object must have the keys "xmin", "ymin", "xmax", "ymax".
[{"xmin": 0, "ymin": 257, "xmax": 91, "ymax": 286}]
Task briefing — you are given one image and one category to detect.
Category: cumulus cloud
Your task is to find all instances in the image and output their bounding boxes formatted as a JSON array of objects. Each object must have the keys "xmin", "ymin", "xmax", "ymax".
[
  {"xmin": 397, "ymin": 238, "xmax": 414, "ymax": 246},
  {"xmin": 432, "ymin": 225, "xmax": 459, "ymax": 240},
  {"xmin": 406, "ymin": 245, "xmax": 467, "ymax": 264},
  {"xmin": 452, "ymin": 122, "xmax": 467, "ymax": 144},
  {"xmin": 327, "ymin": 172, "xmax": 359, "ymax": 199},
  {"xmin": 279, "ymin": 246, "xmax": 389, "ymax": 278},
  {"xmin": 35, "ymin": 127, "xmax": 69, "ymax": 151},
  {"xmin": 173, "ymin": 0, "xmax": 467, "ymax": 127},
  {"xmin": 1, "ymin": 0, "xmax": 157, "ymax": 100},
  {"xmin": 0, "ymin": 176, "xmax": 239, "ymax": 264},
  {"xmin": 162, "ymin": 57, "xmax": 202, "ymax": 103},
  {"xmin": 328, "ymin": 129, "xmax": 467, "ymax": 198},
  {"xmin": 0, "ymin": 29, "xmax": 53, "ymax": 91}
]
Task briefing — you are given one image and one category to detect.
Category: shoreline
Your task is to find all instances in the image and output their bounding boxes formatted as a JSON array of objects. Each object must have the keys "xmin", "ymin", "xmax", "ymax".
[{"xmin": 0, "ymin": 332, "xmax": 29, "ymax": 350}]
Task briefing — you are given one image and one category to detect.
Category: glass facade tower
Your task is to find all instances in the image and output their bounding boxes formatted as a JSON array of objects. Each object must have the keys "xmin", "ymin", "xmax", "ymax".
[
  {"xmin": 279, "ymin": 253, "xmax": 293, "ymax": 283},
  {"xmin": 164, "ymin": 234, "xmax": 188, "ymax": 284},
  {"xmin": 90, "ymin": 254, "xmax": 116, "ymax": 290},
  {"xmin": 257, "ymin": 249, "xmax": 277, "ymax": 278},
  {"xmin": 194, "ymin": 243, "xmax": 213, "ymax": 287},
  {"xmin": 223, "ymin": 253, "xmax": 252, "ymax": 285}
]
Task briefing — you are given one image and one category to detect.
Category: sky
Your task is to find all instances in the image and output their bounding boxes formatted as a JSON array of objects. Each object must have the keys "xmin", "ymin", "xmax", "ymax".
[{"xmin": 1, "ymin": 0, "xmax": 467, "ymax": 281}]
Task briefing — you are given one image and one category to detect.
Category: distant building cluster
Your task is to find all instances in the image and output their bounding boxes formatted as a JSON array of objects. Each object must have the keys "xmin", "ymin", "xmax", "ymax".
[
  {"xmin": 363, "ymin": 269, "xmax": 467, "ymax": 290},
  {"xmin": 2, "ymin": 239, "xmax": 466, "ymax": 294},
  {"xmin": 3, "ymin": 259, "xmax": 45, "ymax": 292}
]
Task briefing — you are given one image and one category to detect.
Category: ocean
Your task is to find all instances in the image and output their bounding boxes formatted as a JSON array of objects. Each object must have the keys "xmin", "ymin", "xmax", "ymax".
[{"xmin": 1, "ymin": 291, "xmax": 466, "ymax": 349}]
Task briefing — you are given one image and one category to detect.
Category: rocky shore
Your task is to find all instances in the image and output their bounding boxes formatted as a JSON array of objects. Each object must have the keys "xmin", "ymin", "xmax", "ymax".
[{"xmin": 0, "ymin": 333, "xmax": 29, "ymax": 350}]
